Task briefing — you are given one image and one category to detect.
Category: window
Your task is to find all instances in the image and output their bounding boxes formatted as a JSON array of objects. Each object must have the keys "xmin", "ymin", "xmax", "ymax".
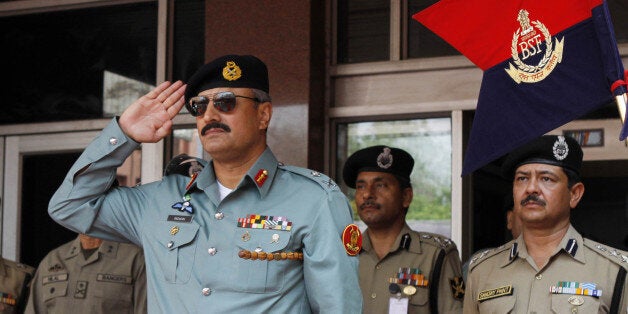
[
  {"xmin": 337, "ymin": 0, "xmax": 390, "ymax": 63},
  {"xmin": 336, "ymin": 118, "xmax": 452, "ymax": 237}
]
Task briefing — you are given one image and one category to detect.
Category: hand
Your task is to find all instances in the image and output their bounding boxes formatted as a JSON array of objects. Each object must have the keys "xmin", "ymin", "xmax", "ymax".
[{"xmin": 119, "ymin": 81, "xmax": 187, "ymax": 143}]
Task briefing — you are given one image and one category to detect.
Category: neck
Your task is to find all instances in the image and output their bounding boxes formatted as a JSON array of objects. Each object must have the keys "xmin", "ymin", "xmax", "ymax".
[
  {"xmin": 78, "ymin": 235, "xmax": 103, "ymax": 250},
  {"xmin": 213, "ymin": 147, "xmax": 266, "ymax": 189},
  {"xmin": 367, "ymin": 221, "xmax": 405, "ymax": 260},
  {"xmin": 522, "ymin": 222, "xmax": 569, "ymax": 268}
]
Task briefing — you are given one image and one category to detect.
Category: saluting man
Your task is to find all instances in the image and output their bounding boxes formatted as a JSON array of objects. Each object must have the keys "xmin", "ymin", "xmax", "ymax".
[
  {"xmin": 343, "ymin": 145, "xmax": 464, "ymax": 314},
  {"xmin": 48, "ymin": 54, "xmax": 362, "ymax": 313},
  {"xmin": 464, "ymin": 135, "xmax": 628, "ymax": 313}
]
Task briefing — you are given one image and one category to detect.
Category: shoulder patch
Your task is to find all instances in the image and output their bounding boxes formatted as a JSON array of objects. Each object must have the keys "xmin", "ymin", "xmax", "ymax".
[
  {"xmin": 583, "ymin": 238, "xmax": 628, "ymax": 268},
  {"xmin": 278, "ymin": 164, "xmax": 340, "ymax": 192},
  {"xmin": 468, "ymin": 243, "xmax": 512, "ymax": 272},
  {"xmin": 417, "ymin": 232, "xmax": 457, "ymax": 253}
]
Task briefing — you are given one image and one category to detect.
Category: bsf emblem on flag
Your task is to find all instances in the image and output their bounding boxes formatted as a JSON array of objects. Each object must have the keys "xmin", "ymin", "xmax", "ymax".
[{"xmin": 505, "ymin": 9, "xmax": 564, "ymax": 84}]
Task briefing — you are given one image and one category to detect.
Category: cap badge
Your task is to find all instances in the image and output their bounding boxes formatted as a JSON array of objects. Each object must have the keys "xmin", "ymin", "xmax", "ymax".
[
  {"xmin": 222, "ymin": 61, "xmax": 242, "ymax": 81},
  {"xmin": 377, "ymin": 147, "xmax": 394, "ymax": 169},
  {"xmin": 552, "ymin": 136, "xmax": 569, "ymax": 160},
  {"xmin": 342, "ymin": 224, "xmax": 362, "ymax": 256}
]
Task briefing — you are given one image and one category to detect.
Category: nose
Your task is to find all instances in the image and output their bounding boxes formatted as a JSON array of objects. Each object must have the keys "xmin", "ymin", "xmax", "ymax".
[
  {"xmin": 523, "ymin": 176, "xmax": 540, "ymax": 195},
  {"xmin": 200, "ymin": 101, "xmax": 220, "ymax": 123},
  {"xmin": 361, "ymin": 184, "xmax": 375, "ymax": 201}
]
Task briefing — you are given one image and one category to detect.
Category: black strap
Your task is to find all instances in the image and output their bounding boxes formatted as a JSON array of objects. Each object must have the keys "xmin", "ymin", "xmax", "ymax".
[
  {"xmin": 429, "ymin": 249, "xmax": 446, "ymax": 314},
  {"xmin": 610, "ymin": 266, "xmax": 626, "ymax": 314},
  {"xmin": 16, "ymin": 271, "xmax": 32, "ymax": 314}
]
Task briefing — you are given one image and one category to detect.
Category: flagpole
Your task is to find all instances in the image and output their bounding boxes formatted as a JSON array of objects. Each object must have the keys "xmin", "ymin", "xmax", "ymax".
[{"xmin": 617, "ymin": 93, "xmax": 627, "ymax": 145}]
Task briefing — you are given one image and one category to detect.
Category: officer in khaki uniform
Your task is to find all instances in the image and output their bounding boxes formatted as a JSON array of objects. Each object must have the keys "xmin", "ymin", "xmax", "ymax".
[
  {"xmin": 343, "ymin": 146, "xmax": 464, "ymax": 313},
  {"xmin": 0, "ymin": 256, "xmax": 34, "ymax": 313},
  {"xmin": 464, "ymin": 135, "xmax": 628, "ymax": 313},
  {"xmin": 25, "ymin": 234, "xmax": 146, "ymax": 313}
]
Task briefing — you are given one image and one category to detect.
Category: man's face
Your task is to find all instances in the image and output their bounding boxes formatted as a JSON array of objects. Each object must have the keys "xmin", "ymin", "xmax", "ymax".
[
  {"xmin": 512, "ymin": 163, "xmax": 583, "ymax": 229},
  {"xmin": 195, "ymin": 87, "xmax": 271, "ymax": 160},
  {"xmin": 354, "ymin": 171, "xmax": 412, "ymax": 229}
]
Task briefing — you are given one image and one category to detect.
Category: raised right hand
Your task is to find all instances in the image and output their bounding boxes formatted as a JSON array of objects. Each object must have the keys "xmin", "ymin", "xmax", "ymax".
[{"xmin": 119, "ymin": 81, "xmax": 187, "ymax": 143}]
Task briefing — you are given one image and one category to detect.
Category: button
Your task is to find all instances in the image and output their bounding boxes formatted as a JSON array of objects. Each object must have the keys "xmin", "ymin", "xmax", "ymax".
[
  {"xmin": 535, "ymin": 274, "xmax": 543, "ymax": 280},
  {"xmin": 376, "ymin": 265, "xmax": 382, "ymax": 270},
  {"xmin": 215, "ymin": 212, "xmax": 224, "ymax": 220},
  {"xmin": 208, "ymin": 247, "xmax": 217, "ymax": 255},
  {"xmin": 109, "ymin": 137, "xmax": 118, "ymax": 145},
  {"xmin": 167, "ymin": 241, "xmax": 174, "ymax": 248},
  {"xmin": 370, "ymin": 293, "xmax": 377, "ymax": 299},
  {"xmin": 202, "ymin": 287, "xmax": 211, "ymax": 296}
]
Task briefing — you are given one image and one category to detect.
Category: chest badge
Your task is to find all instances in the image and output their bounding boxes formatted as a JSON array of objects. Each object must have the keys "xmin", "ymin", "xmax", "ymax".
[{"xmin": 172, "ymin": 193, "xmax": 194, "ymax": 214}]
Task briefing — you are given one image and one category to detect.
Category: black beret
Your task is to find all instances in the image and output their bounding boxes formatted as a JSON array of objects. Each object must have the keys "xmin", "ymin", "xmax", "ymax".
[
  {"xmin": 342, "ymin": 145, "xmax": 414, "ymax": 189},
  {"xmin": 164, "ymin": 154, "xmax": 205, "ymax": 177},
  {"xmin": 501, "ymin": 135, "xmax": 583, "ymax": 179},
  {"xmin": 185, "ymin": 54, "xmax": 269, "ymax": 102}
]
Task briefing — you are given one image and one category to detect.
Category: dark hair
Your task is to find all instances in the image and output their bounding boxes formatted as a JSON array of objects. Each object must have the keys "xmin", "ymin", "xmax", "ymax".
[{"xmin": 563, "ymin": 167, "xmax": 581, "ymax": 189}]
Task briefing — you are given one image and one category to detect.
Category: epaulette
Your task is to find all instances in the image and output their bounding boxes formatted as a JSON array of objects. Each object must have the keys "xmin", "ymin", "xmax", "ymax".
[
  {"xmin": 467, "ymin": 241, "xmax": 513, "ymax": 272},
  {"xmin": 417, "ymin": 231, "xmax": 457, "ymax": 253},
  {"xmin": 278, "ymin": 164, "xmax": 340, "ymax": 192},
  {"xmin": 583, "ymin": 238, "xmax": 628, "ymax": 269}
]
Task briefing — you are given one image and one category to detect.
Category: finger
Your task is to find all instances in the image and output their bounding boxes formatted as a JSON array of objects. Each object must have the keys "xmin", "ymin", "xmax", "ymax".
[
  {"xmin": 166, "ymin": 88, "xmax": 187, "ymax": 118},
  {"xmin": 156, "ymin": 80, "xmax": 184, "ymax": 103},
  {"xmin": 145, "ymin": 81, "xmax": 172, "ymax": 100}
]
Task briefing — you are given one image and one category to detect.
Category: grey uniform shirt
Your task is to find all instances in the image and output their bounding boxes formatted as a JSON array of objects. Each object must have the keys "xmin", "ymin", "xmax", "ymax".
[
  {"xmin": 48, "ymin": 118, "xmax": 362, "ymax": 313},
  {"xmin": 0, "ymin": 257, "xmax": 34, "ymax": 313},
  {"xmin": 25, "ymin": 237, "xmax": 146, "ymax": 314},
  {"xmin": 464, "ymin": 225, "xmax": 628, "ymax": 313},
  {"xmin": 359, "ymin": 224, "xmax": 464, "ymax": 314}
]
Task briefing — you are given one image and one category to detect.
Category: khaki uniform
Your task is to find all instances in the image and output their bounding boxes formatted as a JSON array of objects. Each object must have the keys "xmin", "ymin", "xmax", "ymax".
[
  {"xmin": 359, "ymin": 224, "xmax": 464, "ymax": 314},
  {"xmin": 0, "ymin": 257, "xmax": 34, "ymax": 313},
  {"xmin": 464, "ymin": 225, "xmax": 628, "ymax": 313},
  {"xmin": 25, "ymin": 237, "xmax": 146, "ymax": 314}
]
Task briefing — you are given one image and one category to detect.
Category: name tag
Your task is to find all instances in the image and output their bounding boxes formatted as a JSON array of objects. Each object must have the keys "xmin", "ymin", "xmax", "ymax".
[
  {"xmin": 478, "ymin": 285, "xmax": 513, "ymax": 302},
  {"xmin": 167, "ymin": 215, "xmax": 192, "ymax": 223},
  {"xmin": 43, "ymin": 273, "xmax": 68, "ymax": 284},
  {"xmin": 97, "ymin": 274, "xmax": 132, "ymax": 284}
]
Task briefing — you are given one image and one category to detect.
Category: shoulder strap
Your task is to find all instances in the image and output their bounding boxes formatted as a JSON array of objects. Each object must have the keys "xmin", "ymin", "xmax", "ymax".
[
  {"xmin": 610, "ymin": 266, "xmax": 626, "ymax": 314},
  {"xmin": 16, "ymin": 271, "xmax": 32, "ymax": 313},
  {"xmin": 429, "ymin": 249, "xmax": 446, "ymax": 314}
]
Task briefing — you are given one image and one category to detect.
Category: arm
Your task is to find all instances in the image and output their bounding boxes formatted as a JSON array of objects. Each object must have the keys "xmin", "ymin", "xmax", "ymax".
[
  {"xmin": 24, "ymin": 268, "xmax": 42, "ymax": 314},
  {"xmin": 436, "ymin": 247, "xmax": 464, "ymax": 314},
  {"xmin": 302, "ymin": 191, "xmax": 362, "ymax": 313},
  {"xmin": 48, "ymin": 81, "xmax": 186, "ymax": 242},
  {"xmin": 462, "ymin": 265, "xmax": 479, "ymax": 314}
]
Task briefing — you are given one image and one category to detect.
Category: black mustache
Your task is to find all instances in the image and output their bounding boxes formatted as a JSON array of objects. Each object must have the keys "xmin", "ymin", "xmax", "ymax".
[
  {"xmin": 201, "ymin": 122, "xmax": 231, "ymax": 135},
  {"xmin": 521, "ymin": 194, "xmax": 546, "ymax": 206},
  {"xmin": 360, "ymin": 200, "xmax": 381, "ymax": 210}
]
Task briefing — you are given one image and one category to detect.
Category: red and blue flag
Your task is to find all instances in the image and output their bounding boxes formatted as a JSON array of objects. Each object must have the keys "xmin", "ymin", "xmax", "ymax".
[{"xmin": 413, "ymin": 0, "xmax": 627, "ymax": 175}]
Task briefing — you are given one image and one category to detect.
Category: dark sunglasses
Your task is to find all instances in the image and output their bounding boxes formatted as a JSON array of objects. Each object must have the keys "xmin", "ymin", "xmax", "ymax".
[{"xmin": 186, "ymin": 91, "xmax": 260, "ymax": 116}]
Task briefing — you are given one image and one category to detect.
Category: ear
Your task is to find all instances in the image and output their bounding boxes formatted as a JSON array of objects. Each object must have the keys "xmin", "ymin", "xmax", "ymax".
[
  {"xmin": 568, "ymin": 182, "xmax": 585, "ymax": 209},
  {"xmin": 402, "ymin": 187, "xmax": 413, "ymax": 209},
  {"xmin": 257, "ymin": 102, "xmax": 272, "ymax": 130}
]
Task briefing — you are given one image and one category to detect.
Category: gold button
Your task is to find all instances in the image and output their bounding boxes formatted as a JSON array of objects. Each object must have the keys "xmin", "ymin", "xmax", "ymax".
[
  {"xmin": 370, "ymin": 293, "xmax": 376, "ymax": 299},
  {"xmin": 535, "ymin": 274, "xmax": 543, "ymax": 280}
]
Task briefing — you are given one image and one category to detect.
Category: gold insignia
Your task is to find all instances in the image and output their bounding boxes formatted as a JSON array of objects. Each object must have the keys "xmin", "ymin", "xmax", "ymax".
[
  {"xmin": 342, "ymin": 224, "xmax": 362, "ymax": 256},
  {"xmin": 450, "ymin": 276, "xmax": 465, "ymax": 300},
  {"xmin": 478, "ymin": 285, "xmax": 513, "ymax": 302},
  {"xmin": 505, "ymin": 9, "xmax": 564, "ymax": 84},
  {"xmin": 222, "ymin": 61, "xmax": 242, "ymax": 81},
  {"xmin": 170, "ymin": 226, "xmax": 179, "ymax": 235}
]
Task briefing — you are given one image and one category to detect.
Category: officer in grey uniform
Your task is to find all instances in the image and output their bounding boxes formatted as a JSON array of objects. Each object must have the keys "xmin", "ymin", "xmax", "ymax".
[
  {"xmin": 464, "ymin": 135, "xmax": 628, "ymax": 313},
  {"xmin": 25, "ymin": 234, "xmax": 146, "ymax": 313},
  {"xmin": 48, "ymin": 54, "xmax": 362, "ymax": 313},
  {"xmin": 0, "ymin": 256, "xmax": 34, "ymax": 313},
  {"xmin": 343, "ymin": 145, "xmax": 464, "ymax": 314}
]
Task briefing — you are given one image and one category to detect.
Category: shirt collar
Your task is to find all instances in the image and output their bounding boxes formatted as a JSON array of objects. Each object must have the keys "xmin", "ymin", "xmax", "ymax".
[
  {"xmin": 503, "ymin": 224, "xmax": 585, "ymax": 268},
  {"xmin": 194, "ymin": 147, "xmax": 278, "ymax": 199},
  {"xmin": 361, "ymin": 223, "xmax": 421, "ymax": 254}
]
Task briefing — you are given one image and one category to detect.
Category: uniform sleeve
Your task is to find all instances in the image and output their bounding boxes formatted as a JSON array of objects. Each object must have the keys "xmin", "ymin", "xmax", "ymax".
[
  {"xmin": 462, "ymin": 264, "xmax": 480, "ymax": 314},
  {"xmin": 437, "ymin": 248, "xmax": 464, "ymax": 314},
  {"xmin": 302, "ymin": 190, "xmax": 362, "ymax": 313},
  {"xmin": 132, "ymin": 249, "xmax": 148, "ymax": 314},
  {"xmin": 48, "ymin": 118, "xmax": 145, "ymax": 244},
  {"xmin": 24, "ymin": 266, "xmax": 43, "ymax": 314}
]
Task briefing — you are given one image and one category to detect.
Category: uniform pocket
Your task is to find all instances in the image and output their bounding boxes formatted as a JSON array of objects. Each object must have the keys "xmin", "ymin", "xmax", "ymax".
[
  {"xmin": 147, "ymin": 221, "xmax": 200, "ymax": 283},
  {"xmin": 93, "ymin": 281, "xmax": 133, "ymax": 313},
  {"xmin": 408, "ymin": 286, "xmax": 429, "ymax": 307},
  {"xmin": 232, "ymin": 228, "xmax": 292, "ymax": 293},
  {"xmin": 477, "ymin": 293, "xmax": 516, "ymax": 314}
]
